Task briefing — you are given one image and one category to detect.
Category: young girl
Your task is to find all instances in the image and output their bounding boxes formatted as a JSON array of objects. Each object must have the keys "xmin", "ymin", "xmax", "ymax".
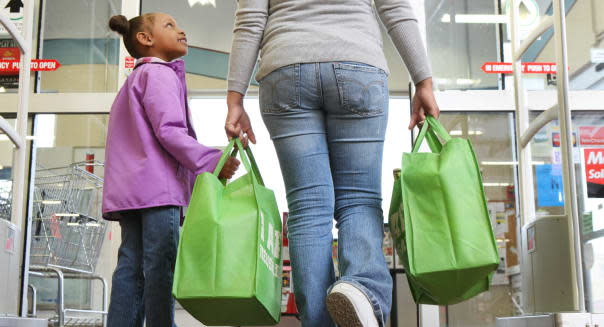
[{"xmin": 103, "ymin": 13, "xmax": 239, "ymax": 327}]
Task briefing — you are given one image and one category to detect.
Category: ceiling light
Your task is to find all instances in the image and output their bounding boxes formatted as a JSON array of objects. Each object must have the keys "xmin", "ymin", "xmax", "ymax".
[
  {"xmin": 456, "ymin": 78, "xmax": 481, "ymax": 85},
  {"xmin": 450, "ymin": 130, "xmax": 484, "ymax": 136},
  {"xmin": 482, "ymin": 161, "xmax": 517, "ymax": 165},
  {"xmin": 41, "ymin": 200, "xmax": 62, "ymax": 205},
  {"xmin": 455, "ymin": 14, "xmax": 508, "ymax": 24},
  {"xmin": 188, "ymin": 0, "xmax": 216, "ymax": 7},
  {"xmin": 55, "ymin": 213, "xmax": 79, "ymax": 217},
  {"xmin": 481, "ymin": 161, "xmax": 546, "ymax": 166},
  {"xmin": 441, "ymin": 14, "xmax": 451, "ymax": 23},
  {"xmin": 483, "ymin": 182, "xmax": 513, "ymax": 187}
]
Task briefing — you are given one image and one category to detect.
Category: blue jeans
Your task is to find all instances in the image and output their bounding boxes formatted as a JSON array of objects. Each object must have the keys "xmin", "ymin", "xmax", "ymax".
[
  {"xmin": 259, "ymin": 62, "xmax": 392, "ymax": 326},
  {"xmin": 106, "ymin": 206, "xmax": 180, "ymax": 327}
]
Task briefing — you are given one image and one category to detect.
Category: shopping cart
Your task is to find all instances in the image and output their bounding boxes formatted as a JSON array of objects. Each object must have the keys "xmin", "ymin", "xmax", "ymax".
[
  {"xmin": 30, "ymin": 162, "xmax": 105, "ymax": 274},
  {"xmin": 28, "ymin": 162, "xmax": 108, "ymax": 327}
]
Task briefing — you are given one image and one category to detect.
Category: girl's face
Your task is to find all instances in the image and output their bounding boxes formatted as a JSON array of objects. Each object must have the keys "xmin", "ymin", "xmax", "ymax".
[{"xmin": 148, "ymin": 13, "xmax": 188, "ymax": 61}]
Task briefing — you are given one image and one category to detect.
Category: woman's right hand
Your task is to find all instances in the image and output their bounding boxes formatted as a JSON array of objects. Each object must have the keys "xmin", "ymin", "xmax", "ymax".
[
  {"xmin": 226, "ymin": 91, "xmax": 257, "ymax": 147},
  {"xmin": 409, "ymin": 77, "xmax": 440, "ymax": 130}
]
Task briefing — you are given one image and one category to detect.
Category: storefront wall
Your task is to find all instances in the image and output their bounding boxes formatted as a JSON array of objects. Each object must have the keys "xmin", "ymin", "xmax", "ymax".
[{"xmin": 1, "ymin": 0, "xmax": 603, "ymax": 325}]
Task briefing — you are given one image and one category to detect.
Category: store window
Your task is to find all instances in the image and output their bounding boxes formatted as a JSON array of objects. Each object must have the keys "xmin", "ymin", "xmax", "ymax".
[
  {"xmin": 529, "ymin": 112, "xmax": 604, "ymax": 216},
  {"xmin": 490, "ymin": 0, "xmax": 604, "ymax": 91},
  {"xmin": 528, "ymin": 111, "xmax": 604, "ymax": 314},
  {"xmin": 424, "ymin": 0, "xmax": 604, "ymax": 92},
  {"xmin": 514, "ymin": 0, "xmax": 604, "ymax": 91},
  {"xmin": 36, "ymin": 0, "xmax": 122, "ymax": 93},
  {"xmin": 424, "ymin": 0, "xmax": 503, "ymax": 91},
  {"xmin": 562, "ymin": 0, "xmax": 604, "ymax": 90},
  {"xmin": 141, "ymin": 0, "xmax": 252, "ymax": 92}
]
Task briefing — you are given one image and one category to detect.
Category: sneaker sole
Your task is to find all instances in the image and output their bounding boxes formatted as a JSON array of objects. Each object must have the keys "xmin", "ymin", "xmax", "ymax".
[{"xmin": 326, "ymin": 292, "xmax": 364, "ymax": 327}]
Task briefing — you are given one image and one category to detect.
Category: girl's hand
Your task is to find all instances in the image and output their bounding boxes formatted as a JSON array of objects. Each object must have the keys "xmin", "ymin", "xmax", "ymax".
[
  {"xmin": 226, "ymin": 91, "xmax": 257, "ymax": 147},
  {"xmin": 409, "ymin": 78, "xmax": 440, "ymax": 130},
  {"xmin": 218, "ymin": 156, "xmax": 240, "ymax": 180}
]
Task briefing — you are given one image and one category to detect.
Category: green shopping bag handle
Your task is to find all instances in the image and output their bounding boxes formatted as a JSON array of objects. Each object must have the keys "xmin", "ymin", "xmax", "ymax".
[
  {"xmin": 412, "ymin": 115, "xmax": 452, "ymax": 153},
  {"xmin": 244, "ymin": 143, "xmax": 265, "ymax": 186},
  {"xmin": 425, "ymin": 129, "xmax": 442, "ymax": 153},
  {"xmin": 212, "ymin": 138, "xmax": 265, "ymax": 186}
]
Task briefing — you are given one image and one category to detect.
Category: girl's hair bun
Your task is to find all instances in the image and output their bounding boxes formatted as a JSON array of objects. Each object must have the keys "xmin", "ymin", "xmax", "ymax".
[{"xmin": 109, "ymin": 15, "xmax": 129, "ymax": 36}]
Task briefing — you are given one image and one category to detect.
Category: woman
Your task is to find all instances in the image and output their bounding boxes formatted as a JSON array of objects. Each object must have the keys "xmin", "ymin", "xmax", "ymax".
[{"xmin": 225, "ymin": 0, "xmax": 440, "ymax": 326}]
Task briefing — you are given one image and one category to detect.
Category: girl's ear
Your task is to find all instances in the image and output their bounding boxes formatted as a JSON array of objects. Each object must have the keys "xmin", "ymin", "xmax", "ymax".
[{"xmin": 136, "ymin": 31, "xmax": 153, "ymax": 47}]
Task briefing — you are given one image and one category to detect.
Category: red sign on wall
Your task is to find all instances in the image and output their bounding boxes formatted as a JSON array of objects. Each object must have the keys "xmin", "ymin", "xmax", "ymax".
[
  {"xmin": 552, "ymin": 132, "xmax": 577, "ymax": 147},
  {"xmin": 125, "ymin": 56, "xmax": 135, "ymax": 69},
  {"xmin": 0, "ymin": 41, "xmax": 20, "ymax": 88},
  {"xmin": 0, "ymin": 47, "xmax": 19, "ymax": 60},
  {"xmin": 0, "ymin": 47, "xmax": 20, "ymax": 76},
  {"xmin": 579, "ymin": 126, "xmax": 604, "ymax": 146},
  {"xmin": 481, "ymin": 62, "xmax": 560, "ymax": 74},
  {"xmin": 584, "ymin": 148, "xmax": 604, "ymax": 198}
]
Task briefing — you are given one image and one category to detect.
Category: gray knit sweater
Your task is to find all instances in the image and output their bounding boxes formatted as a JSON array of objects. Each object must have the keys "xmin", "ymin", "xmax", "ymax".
[{"xmin": 227, "ymin": 0, "xmax": 432, "ymax": 95}]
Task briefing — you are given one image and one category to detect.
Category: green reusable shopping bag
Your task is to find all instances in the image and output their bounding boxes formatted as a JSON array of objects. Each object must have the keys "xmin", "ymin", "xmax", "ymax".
[
  {"xmin": 173, "ymin": 138, "xmax": 282, "ymax": 325},
  {"xmin": 388, "ymin": 116, "xmax": 499, "ymax": 305}
]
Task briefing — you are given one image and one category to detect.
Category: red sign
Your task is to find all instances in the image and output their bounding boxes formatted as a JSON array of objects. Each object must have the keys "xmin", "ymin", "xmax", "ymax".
[
  {"xmin": 50, "ymin": 214, "xmax": 63, "ymax": 239},
  {"xmin": 552, "ymin": 132, "xmax": 577, "ymax": 147},
  {"xmin": 584, "ymin": 148, "xmax": 604, "ymax": 198},
  {"xmin": 0, "ymin": 59, "xmax": 61, "ymax": 72},
  {"xmin": 580, "ymin": 126, "xmax": 604, "ymax": 146},
  {"xmin": 31, "ymin": 60, "xmax": 60, "ymax": 71},
  {"xmin": 125, "ymin": 56, "xmax": 135, "ymax": 69},
  {"xmin": 0, "ymin": 41, "xmax": 20, "ymax": 87},
  {"xmin": 5, "ymin": 230, "xmax": 14, "ymax": 253},
  {"xmin": 0, "ymin": 47, "xmax": 19, "ymax": 76},
  {"xmin": 481, "ymin": 62, "xmax": 560, "ymax": 74},
  {"xmin": 85, "ymin": 153, "xmax": 95, "ymax": 173},
  {"xmin": 1, "ymin": 48, "xmax": 19, "ymax": 60}
]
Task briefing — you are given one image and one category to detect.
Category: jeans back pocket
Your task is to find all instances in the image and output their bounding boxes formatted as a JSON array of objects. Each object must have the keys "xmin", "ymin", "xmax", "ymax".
[
  {"xmin": 259, "ymin": 64, "xmax": 300, "ymax": 113},
  {"xmin": 333, "ymin": 62, "xmax": 387, "ymax": 117}
]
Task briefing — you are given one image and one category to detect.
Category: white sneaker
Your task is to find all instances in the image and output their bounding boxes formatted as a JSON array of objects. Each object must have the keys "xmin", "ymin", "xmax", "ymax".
[{"xmin": 326, "ymin": 282, "xmax": 379, "ymax": 327}]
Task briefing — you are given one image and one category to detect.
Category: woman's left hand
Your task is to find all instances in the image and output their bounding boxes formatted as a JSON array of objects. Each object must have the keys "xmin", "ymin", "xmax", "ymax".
[{"xmin": 226, "ymin": 91, "xmax": 256, "ymax": 147}]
